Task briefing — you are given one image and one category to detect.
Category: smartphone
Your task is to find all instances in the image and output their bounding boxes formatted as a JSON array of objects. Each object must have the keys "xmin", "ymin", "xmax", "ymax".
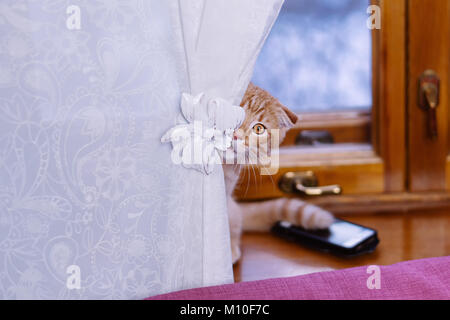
[{"xmin": 271, "ymin": 218, "xmax": 379, "ymax": 257}]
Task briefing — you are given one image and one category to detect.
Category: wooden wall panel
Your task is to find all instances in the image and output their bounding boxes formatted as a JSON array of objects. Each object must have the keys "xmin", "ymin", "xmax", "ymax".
[{"xmin": 408, "ymin": 0, "xmax": 450, "ymax": 191}]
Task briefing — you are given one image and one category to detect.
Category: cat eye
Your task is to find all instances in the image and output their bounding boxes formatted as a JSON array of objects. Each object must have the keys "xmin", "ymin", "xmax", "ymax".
[{"xmin": 252, "ymin": 123, "xmax": 266, "ymax": 135}]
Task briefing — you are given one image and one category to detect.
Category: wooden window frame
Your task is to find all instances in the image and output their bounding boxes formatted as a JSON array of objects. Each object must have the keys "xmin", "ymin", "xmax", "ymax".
[
  {"xmin": 282, "ymin": 110, "xmax": 372, "ymax": 146},
  {"xmin": 235, "ymin": 0, "xmax": 450, "ymax": 212}
]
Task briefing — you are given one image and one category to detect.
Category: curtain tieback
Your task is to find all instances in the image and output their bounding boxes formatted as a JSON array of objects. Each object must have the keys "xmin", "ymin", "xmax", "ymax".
[{"xmin": 161, "ymin": 93, "xmax": 245, "ymax": 175}]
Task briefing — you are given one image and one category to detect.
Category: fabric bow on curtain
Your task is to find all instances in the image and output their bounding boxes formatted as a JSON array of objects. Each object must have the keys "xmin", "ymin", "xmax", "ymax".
[
  {"xmin": 0, "ymin": 0, "xmax": 283, "ymax": 299},
  {"xmin": 164, "ymin": 0, "xmax": 285, "ymax": 288},
  {"xmin": 161, "ymin": 92, "xmax": 245, "ymax": 175}
]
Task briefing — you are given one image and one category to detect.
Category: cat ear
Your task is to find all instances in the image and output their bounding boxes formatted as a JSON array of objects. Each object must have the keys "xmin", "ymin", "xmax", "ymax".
[{"xmin": 279, "ymin": 105, "xmax": 298, "ymax": 128}]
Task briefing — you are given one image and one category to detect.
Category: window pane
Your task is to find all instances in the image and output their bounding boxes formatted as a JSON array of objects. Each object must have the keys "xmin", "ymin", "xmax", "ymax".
[{"xmin": 252, "ymin": 0, "xmax": 372, "ymax": 112}]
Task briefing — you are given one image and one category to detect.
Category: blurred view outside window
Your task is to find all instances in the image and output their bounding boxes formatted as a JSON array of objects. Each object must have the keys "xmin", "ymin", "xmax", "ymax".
[{"xmin": 253, "ymin": 0, "xmax": 372, "ymax": 112}]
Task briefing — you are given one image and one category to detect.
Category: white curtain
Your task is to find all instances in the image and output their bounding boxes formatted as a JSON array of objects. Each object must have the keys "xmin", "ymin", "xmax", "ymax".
[{"xmin": 0, "ymin": 0, "xmax": 283, "ymax": 299}]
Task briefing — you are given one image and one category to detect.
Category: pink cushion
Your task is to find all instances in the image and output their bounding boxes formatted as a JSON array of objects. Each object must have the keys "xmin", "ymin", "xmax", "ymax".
[{"xmin": 147, "ymin": 256, "xmax": 450, "ymax": 300}]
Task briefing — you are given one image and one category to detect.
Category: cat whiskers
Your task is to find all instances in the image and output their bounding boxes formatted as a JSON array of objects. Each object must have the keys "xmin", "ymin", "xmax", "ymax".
[
  {"xmin": 243, "ymin": 165, "xmax": 251, "ymax": 197},
  {"xmin": 241, "ymin": 148, "xmax": 260, "ymax": 197},
  {"xmin": 250, "ymin": 163, "xmax": 258, "ymax": 193},
  {"xmin": 266, "ymin": 170, "xmax": 277, "ymax": 192}
]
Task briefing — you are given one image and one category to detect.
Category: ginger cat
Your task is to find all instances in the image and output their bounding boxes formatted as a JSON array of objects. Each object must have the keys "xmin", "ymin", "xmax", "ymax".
[{"xmin": 224, "ymin": 83, "xmax": 334, "ymax": 263}]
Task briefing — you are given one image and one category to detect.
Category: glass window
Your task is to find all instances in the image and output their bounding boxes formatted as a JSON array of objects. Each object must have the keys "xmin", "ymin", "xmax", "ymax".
[{"xmin": 252, "ymin": 0, "xmax": 372, "ymax": 112}]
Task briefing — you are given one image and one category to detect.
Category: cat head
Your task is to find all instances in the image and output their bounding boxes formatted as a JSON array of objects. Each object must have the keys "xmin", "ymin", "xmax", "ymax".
[{"xmin": 230, "ymin": 83, "xmax": 298, "ymax": 164}]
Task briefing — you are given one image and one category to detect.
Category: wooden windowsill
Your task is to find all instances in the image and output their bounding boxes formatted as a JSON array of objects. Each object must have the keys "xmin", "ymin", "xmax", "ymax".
[
  {"xmin": 233, "ymin": 208, "xmax": 450, "ymax": 283},
  {"xmin": 306, "ymin": 192, "xmax": 450, "ymax": 214}
]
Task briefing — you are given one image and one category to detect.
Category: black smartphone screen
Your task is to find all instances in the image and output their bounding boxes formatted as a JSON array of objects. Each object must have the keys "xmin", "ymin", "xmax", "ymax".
[{"xmin": 272, "ymin": 219, "xmax": 379, "ymax": 256}]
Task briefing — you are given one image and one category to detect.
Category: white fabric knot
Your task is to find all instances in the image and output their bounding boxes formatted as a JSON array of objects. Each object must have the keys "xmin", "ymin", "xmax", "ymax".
[{"xmin": 161, "ymin": 92, "xmax": 245, "ymax": 175}]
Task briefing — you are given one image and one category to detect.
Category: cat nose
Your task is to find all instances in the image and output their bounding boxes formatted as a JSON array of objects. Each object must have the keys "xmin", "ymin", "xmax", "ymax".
[{"xmin": 233, "ymin": 134, "xmax": 238, "ymax": 140}]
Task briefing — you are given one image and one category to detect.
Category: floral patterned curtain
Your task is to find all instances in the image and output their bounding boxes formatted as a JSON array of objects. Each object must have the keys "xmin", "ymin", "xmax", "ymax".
[{"xmin": 0, "ymin": 0, "xmax": 283, "ymax": 299}]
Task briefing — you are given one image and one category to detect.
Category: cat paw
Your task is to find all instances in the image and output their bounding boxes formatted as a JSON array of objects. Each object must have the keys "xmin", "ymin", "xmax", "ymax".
[
  {"xmin": 301, "ymin": 205, "xmax": 334, "ymax": 230},
  {"xmin": 231, "ymin": 245, "xmax": 241, "ymax": 264}
]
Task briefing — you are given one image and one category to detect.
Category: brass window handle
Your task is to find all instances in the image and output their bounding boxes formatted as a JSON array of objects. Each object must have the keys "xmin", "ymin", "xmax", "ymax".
[
  {"xmin": 423, "ymin": 83, "xmax": 438, "ymax": 109},
  {"xmin": 418, "ymin": 70, "xmax": 440, "ymax": 139},
  {"xmin": 279, "ymin": 171, "xmax": 342, "ymax": 196}
]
